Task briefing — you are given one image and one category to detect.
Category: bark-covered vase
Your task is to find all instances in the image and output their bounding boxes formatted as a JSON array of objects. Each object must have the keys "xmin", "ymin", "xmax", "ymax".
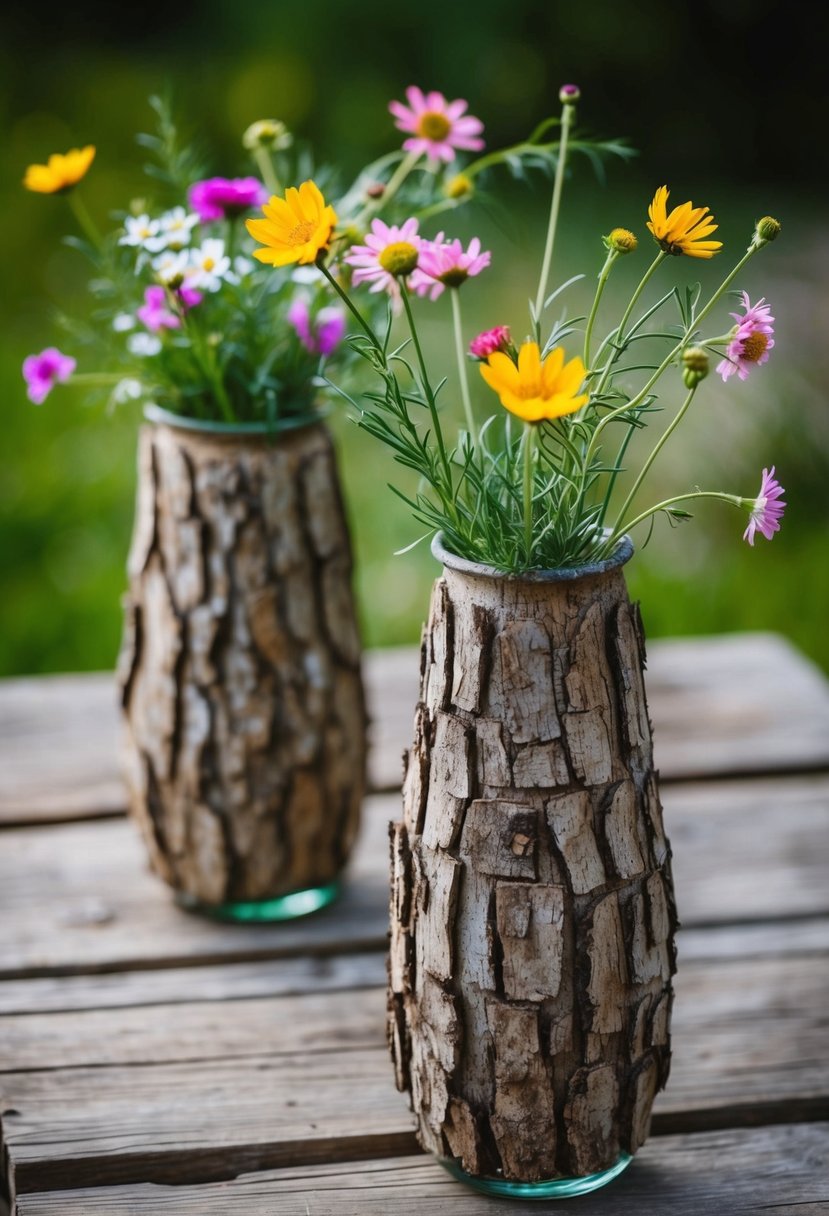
[
  {"xmin": 117, "ymin": 407, "xmax": 367, "ymax": 920},
  {"xmin": 388, "ymin": 533, "xmax": 677, "ymax": 1197}
]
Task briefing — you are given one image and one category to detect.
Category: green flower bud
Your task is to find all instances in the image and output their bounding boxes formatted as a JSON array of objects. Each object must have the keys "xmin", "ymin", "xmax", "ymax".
[
  {"xmin": 682, "ymin": 346, "xmax": 709, "ymax": 388},
  {"xmin": 604, "ymin": 227, "xmax": 638, "ymax": 254},
  {"xmin": 755, "ymin": 215, "xmax": 782, "ymax": 244},
  {"xmin": 242, "ymin": 120, "xmax": 292, "ymax": 152},
  {"xmin": 445, "ymin": 173, "xmax": 474, "ymax": 200},
  {"xmin": 559, "ymin": 83, "xmax": 581, "ymax": 104}
]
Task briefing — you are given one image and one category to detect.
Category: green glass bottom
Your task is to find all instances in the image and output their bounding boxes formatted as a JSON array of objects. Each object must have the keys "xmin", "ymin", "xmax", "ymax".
[
  {"xmin": 440, "ymin": 1152, "xmax": 633, "ymax": 1200},
  {"xmin": 176, "ymin": 880, "xmax": 340, "ymax": 922}
]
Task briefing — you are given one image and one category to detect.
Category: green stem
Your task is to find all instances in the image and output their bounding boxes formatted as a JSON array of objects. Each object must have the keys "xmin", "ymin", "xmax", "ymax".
[
  {"xmin": 523, "ymin": 422, "xmax": 535, "ymax": 564},
  {"xmin": 68, "ymin": 191, "xmax": 103, "ymax": 249},
  {"xmin": 253, "ymin": 146, "xmax": 280, "ymax": 195},
  {"xmin": 592, "ymin": 251, "xmax": 665, "ymax": 394},
  {"xmin": 534, "ymin": 101, "xmax": 575, "ymax": 328},
  {"xmin": 226, "ymin": 217, "xmax": 238, "ymax": 264},
  {"xmin": 583, "ymin": 248, "xmax": 619, "ymax": 369},
  {"xmin": 451, "ymin": 288, "xmax": 476, "ymax": 444},
  {"xmin": 183, "ymin": 312, "xmax": 235, "ymax": 423},
  {"xmin": 584, "ymin": 243, "xmax": 761, "ymax": 472},
  {"xmin": 400, "ymin": 283, "xmax": 452, "ymax": 484},
  {"xmin": 606, "ymin": 489, "xmax": 743, "ymax": 549},
  {"xmin": 318, "ymin": 262, "xmax": 382, "ymax": 351},
  {"xmin": 609, "ymin": 386, "xmax": 697, "ymax": 537},
  {"xmin": 355, "ymin": 150, "xmax": 421, "ymax": 227}
]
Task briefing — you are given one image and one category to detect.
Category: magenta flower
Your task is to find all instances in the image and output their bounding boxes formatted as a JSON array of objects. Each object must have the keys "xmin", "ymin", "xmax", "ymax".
[
  {"xmin": 717, "ymin": 292, "xmax": 775, "ymax": 382},
  {"xmin": 344, "ymin": 218, "xmax": 422, "ymax": 303},
  {"xmin": 188, "ymin": 177, "xmax": 268, "ymax": 223},
  {"xmin": 179, "ymin": 285, "xmax": 203, "ymax": 310},
  {"xmin": 287, "ymin": 296, "xmax": 346, "ymax": 356},
  {"xmin": 389, "ymin": 87, "xmax": 484, "ymax": 164},
  {"xmin": 743, "ymin": 466, "xmax": 786, "ymax": 545},
  {"xmin": 136, "ymin": 286, "xmax": 180, "ymax": 333},
  {"xmin": 411, "ymin": 234, "xmax": 491, "ymax": 300},
  {"xmin": 22, "ymin": 347, "xmax": 76, "ymax": 404},
  {"xmin": 469, "ymin": 325, "xmax": 511, "ymax": 360}
]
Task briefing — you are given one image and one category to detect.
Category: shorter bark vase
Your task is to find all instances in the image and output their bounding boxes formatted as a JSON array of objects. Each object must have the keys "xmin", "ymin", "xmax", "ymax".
[
  {"xmin": 388, "ymin": 533, "xmax": 677, "ymax": 1196},
  {"xmin": 118, "ymin": 406, "xmax": 367, "ymax": 920}
]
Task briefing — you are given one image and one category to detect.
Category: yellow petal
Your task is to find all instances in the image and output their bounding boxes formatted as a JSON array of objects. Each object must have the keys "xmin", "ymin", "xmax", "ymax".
[
  {"xmin": 540, "ymin": 346, "xmax": 565, "ymax": 393},
  {"xmin": 262, "ymin": 196, "xmax": 296, "ymax": 226},
  {"xmin": 517, "ymin": 341, "xmax": 542, "ymax": 381},
  {"xmin": 552, "ymin": 355, "xmax": 586, "ymax": 397},
  {"xmin": 546, "ymin": 391, "xmax": 589, "ymax": 419},
  {"xmin": 481, "ymin": 351, "xmax": 521, "ymax": 396},
  {"xmin": 23, "ymin": 164, "xmax": 58, "ymax": 192}
]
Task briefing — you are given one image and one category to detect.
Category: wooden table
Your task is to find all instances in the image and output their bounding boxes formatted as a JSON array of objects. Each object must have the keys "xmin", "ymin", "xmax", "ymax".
[{"xmin": 1, "ymin": 633, "xmax": 829, "ymax": 1214}]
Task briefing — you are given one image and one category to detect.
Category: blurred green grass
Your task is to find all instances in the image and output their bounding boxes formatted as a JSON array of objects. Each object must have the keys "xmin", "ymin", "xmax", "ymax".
[{"xmin": 2, "ymin": 37, "xmax": 826, "ymax": 677}]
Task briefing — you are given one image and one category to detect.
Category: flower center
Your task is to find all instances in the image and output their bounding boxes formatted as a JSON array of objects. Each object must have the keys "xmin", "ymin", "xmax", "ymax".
[
  {"xmin": 417, "ymin": 111, "xmax": 452, "ymax": 142},
  {"xmin": 203, "ymin": 257, "xmax": 215, "ymax": 272},
  {"xmin": 740, "ymin": 332, "xmax": 769, "ymax": 362},
  {"xmin": 438, "ymin": 267, "xmax": 469, "ymax": 288},
  {"xmin": 288, "ymin": 220, "xmax": 317, "ymax": 246},
  {"xmin": 378, "ymin": 241, "xmax": 419, "ymax": 276}
]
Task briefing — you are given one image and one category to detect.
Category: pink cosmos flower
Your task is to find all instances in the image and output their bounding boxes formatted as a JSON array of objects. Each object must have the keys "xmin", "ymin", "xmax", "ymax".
[
  {"xmin": 136, "ymin": 286, "xmax": 180, "ymax": 333},
  {"xmin": 287, "ymin": 296, "xmax": 346, "ymax": 356},
  {"xmin": 716, "ymin": 292, "xmax": 775, "ymax": 382},
  {"xmin": 389, "ymin": 87, "xmax": 484, "ymax": 164},
  {"xmin": 469, "ymin": 325, "xmax": 511, "ymax": 360},
  {"xmin": 22, "ymin": 347, "xmax": 76, "ymax": 404},
  {"xmin": 188, "ymin": 177, "xmax": 268, "ymax": 223},
  {"xmin": 411, "ymin": 234, "xmax": 491, "ymax": 300},
  {"xmin": 344, "ymin": 218, "xmax": 422, "ymax": 302},
  {"xmin": 743, "ymin": 466, "xmax": 786, "ymax": 545},
  {"xmin": 179, "ymin": 285, "xmax": 204, "ymax": 310}
]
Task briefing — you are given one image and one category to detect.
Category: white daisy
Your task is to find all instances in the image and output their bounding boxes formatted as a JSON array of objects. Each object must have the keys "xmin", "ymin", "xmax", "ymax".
[
  {"xmin": 152, "ymin": 250, "xmax": 191, "ymax": 288},
  {"xmin": 112, "ymin": 313, "xmax": 136, "ymax": 332},
  {"xmin": 128, "ymin": 333, "xmax": 162, "ymax": 357},
  {"xmin": 119, "ymin": 214, "xmax": 165, "ymax": 253},
  {"xmin": 157, "ymin": 207, "xmax": 200, "ymax": 251},
  {"xmin": 111, "ymin": 378, "xmax": 144, "ymax": 404},
  {"xmin": 188, "ymin": 239, "xmax": 232, "ymax": 292}
]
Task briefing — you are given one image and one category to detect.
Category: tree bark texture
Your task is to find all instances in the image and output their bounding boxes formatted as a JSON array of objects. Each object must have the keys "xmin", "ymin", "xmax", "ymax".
[
  {"xmin": 388, "ymin": 549, "xmax": 677, "ymax": 1182},
  {"xmin": 118, "ymin": 419, "xmax": 367, "ymax": 906}
]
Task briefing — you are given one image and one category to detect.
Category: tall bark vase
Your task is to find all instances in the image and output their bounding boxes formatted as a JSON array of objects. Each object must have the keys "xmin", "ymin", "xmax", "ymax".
[
  {"xmin": 118, "ymin": 406, "xmax": 367, "ymax": 920},
  {"xmin": 388, "ymin": 534, "xmax": 677, "ymax": 1197}
]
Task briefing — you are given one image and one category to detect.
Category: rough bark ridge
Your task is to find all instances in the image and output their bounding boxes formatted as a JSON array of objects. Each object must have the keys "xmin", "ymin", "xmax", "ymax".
[
  {"xmin": 118, "ymin": 420, "xmax": 366, "ymax": 905},
  {"xmin": 388, "ymin": 560, "xmax": 677, "ymax": 1181}
]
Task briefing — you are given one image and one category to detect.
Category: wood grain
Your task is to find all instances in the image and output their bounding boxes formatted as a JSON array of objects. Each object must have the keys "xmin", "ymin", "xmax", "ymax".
[
  {"xmin": 1, "ymin": 777, "xmax": 828, "ymax": 980},
  {"xmin": 15, "ymin": 1124, "xmax": 829, "ymax": 1215},
  {"xmin": 2, "ymin": 633, "xmax": 829, "ymax": 826},
  {"xmin": 2, "ymin": 950, "xmax": 828, "ymax": 1194}
]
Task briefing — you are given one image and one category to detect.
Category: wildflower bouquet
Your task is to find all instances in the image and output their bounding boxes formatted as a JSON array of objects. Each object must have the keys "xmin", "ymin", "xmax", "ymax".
[
  {"xmin": 244, "ymin": 84, "xmax": 784, "ymax": 567},
  {"xmin": 22, "ymin": 92, "xmax": 630, "ymax": 429}
]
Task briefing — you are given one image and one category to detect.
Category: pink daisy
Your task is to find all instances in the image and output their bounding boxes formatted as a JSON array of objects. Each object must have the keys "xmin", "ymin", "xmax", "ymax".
[
  {"xmin": 717, "ymin": 292, "xmax": 775, "ymax": 382},
  {"xmin": 344, "ymin": 218, "xmax": 422, "ymax": 301},
  {"xmin": 469, "ymin": 325, "xmax": 511, "ymax": 360},
  {"xmin": 22, "ymin": 347, "xmax": 76, "ymax": 405},
  {"xmin": 411, "ymin": 234, "xmax": 491, "ymax": 300},
  {"xmin": 743, "ymin": 466, "xmax": 786, "ymax": 545},
  {"xmin": 389, "ymin": 87, "xmax": 484, "ymax": 164}
]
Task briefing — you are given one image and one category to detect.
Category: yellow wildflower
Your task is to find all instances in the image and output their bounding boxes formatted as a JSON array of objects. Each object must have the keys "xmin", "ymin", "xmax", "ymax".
[
  {"xmin": 647, "ymin": 186, "xmax": 722, "ymax": 258},
  {"xmin": 24, "ymin": 146, "xmax": 96, "ymax": 194},
  {"xmin": 480, "ymin": 342, "xmax": 588, "ymax": 423},
  {"xmin": 246, "ymin": 180, "xmax": 337, "ymax": 267}
]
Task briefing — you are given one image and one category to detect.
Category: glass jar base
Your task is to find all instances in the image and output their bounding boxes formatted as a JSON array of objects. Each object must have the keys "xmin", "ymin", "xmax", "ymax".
[
  {"xmin": 175, "ymin": 880, "xmax": 341, "ymax": 923},
  {"xmin": 439, "ymin": 1151, "xmax": 633, "ymax": 1200}
]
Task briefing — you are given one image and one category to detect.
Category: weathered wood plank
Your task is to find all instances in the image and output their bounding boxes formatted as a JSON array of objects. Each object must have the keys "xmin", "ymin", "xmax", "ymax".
[
  {"xmin": 0, "ymin": 952, "xmax": 388, "ymax": 1017},
  {"xmin": 2, "ymin": 915, "xmax": 826, "ymax": 1017},
  {"xmin": 1, "ymin": 776, "xmax": 828, "ymax": 980},
  {"xmin": 2, "ymin": 951, "xmax": 828, "ymax": 1193},
  {"xmin": 2, "ymin": 634, "xmax": 829, "ymax": 825},
  {"xmin": 14, "ymin": 1124, "xmax": 829, "ymax": 1215}
]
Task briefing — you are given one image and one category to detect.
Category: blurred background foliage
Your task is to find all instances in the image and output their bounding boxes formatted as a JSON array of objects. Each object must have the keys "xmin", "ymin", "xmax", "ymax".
[{"xmin": 2, "ymin": 0, "xmax": 827, "ymax": 676}]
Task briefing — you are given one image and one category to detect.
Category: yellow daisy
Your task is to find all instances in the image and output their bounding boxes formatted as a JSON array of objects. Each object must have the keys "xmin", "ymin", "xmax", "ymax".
[
  {"xmin": 245, "ymin": 180, "xmax": 337, "ymax": 267},
  {"xmin": 647, "ymin": 185, "xmax": 722, "ymax": 259},
  {"xmin": 24, "ymin": 146, "xmax": 96, "ymax": 194},
  {"xmin": 480, "ymin": 342, "xmax": 588, "ymax": 423}
]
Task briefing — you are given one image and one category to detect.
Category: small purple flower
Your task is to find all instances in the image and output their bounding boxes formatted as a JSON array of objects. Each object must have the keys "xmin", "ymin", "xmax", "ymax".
[
  {"xmin": 287, "ymin": 297, "xmax": 346, "ymax": 357},
  {"xmin": 410, "ymin": 234, "xmax": 491, "ymax": 300},
  {"xmin": 717, "ymin": 292, "xmax": 775, "ymax": 383},
  {"xmin": 188, "ymin": 177, "xmax": 268, "ymax": 223},
  {"xmin": 136, "ymin": 286, "xmax": 180, "ymax": 334},
  {"xmin": 743, "ymin": 466, "xmax": 786, "ymax": 546},
  {"xmin": 22, "ymin": 347, "xmax": 76, "ymax": 404},
  {"xmin": 178, "ymin": 285, "xmax": 203, "ymax": 311}
]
